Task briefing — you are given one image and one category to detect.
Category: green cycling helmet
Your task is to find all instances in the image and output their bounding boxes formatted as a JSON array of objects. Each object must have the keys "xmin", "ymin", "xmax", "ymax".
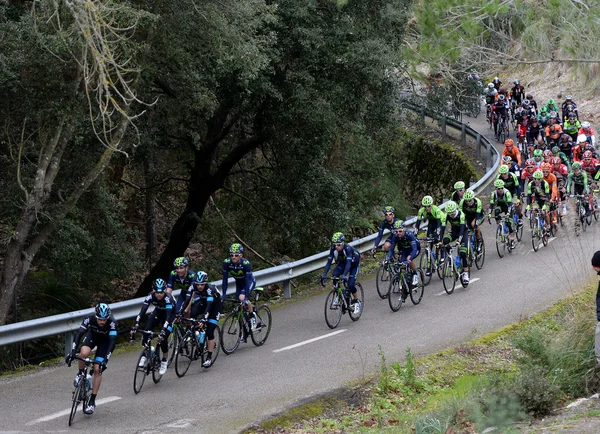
[
  {"xmin": 464, "ymin": 190, "xmax": 475, "ymax": 201},
  {"xmin": 498, "ymin": 165, "xmax": 509, "ymax": 174},
  {"xmin": 422, "ymin": 195, "xmax": 434, "ymax": 206},
  {"xmin": 547, "ymin": 98, "xmax": 555, "ymax": 105},
  {"xmin": 551, "ymin": 146, "xmax": 560, "ymax": 155},
  {"xmin": 173, "ymin": 257, "xmax": 189, "ymax": 267},
  {"xmin": 533, "ymin": 149, "xmax": 543, "ymax": 157},
  {"xmin": 393, "ymin": 220, "xmax": 405, "ymax": 229},
  {"xmin": 229, "ymin": 243, "xmax": 244, "ymax": 254},
  {"xmin": 533, "ymin": 170, "xmax": 544, "ymax": 180},
  {"xmin": 572, "ymin": 161, "xmax": 582, "ymax": 170},
  {"xmin": 540, "ymin": 107, "xmax": 548, "ymax": 113},
  {"xmin": 454, "ymin": 181, "xmax": 465, "ymax": 190},
  {"xmin": 331, "ymin": 232, "xmax": 345, "ymax": 243},
  {"xmin": 494, "ymin": 179, "xmax": 505, "ymax": 189},
  {"xmin": 445, "ymin": 201, "xmax": 458, "ymax": 214},
  {"xmin": 383, "ymin": 206, "xmax": 395, "ymax": 214}
]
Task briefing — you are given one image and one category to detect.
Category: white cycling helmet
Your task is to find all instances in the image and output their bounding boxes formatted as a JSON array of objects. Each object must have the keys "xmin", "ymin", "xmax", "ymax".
[
  {"xmin": 488, "ymin": 83, "xmax": 494, "ymax": 89},
  {"xmin": 577, "ymin": 134, "xmax": 588, "ymax": 144},
  {"xmin": 582, "ymin": 121, "xmax": 591, "ymax": 129}
]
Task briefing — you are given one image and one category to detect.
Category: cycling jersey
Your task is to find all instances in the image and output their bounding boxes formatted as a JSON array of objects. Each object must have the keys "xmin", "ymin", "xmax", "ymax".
[
  {"xmin": 459, "ymin": 197, "xmax": 484, "ymax": 226},
  {"xmin": 545, "ymin": 124, "xmax": 563, "ymax": 141},
  {"xmin": 563, "ymin": 119, "xmax": 581, "ymax": 137},
  {"xmin": 179, "ymin": 283, "xmax": 222, "ymax": 341},
  {"xmin": 386, "ymin": 230, "xmax": 420, "ymax": 263},
  {"xmin": 542, "ymin": 173, "xmax": 558, "ymax": 200},
  {"xmin": 323, "ymin": 243, "xmax": 360, "ymax": 294},
  {"xmin": 417, "ymin": 205, "xmax": 444, "ymax": 241},
  {"xmin": 497, "ymin": 173, "xmax": 520, "ymax": 197},
  {"xmin": 567, "ymin": 171, "xmax": 589, "ymax": 195},
  {"xmin": 72, "ymin": 315, "xmax": 118, "ymax": 365},
  {"xmin": 136, "ymin": 291, "xmax": 176, "ymax": 331},
  {"xmin": 502, "ymin": 147, "xmax": 522, "ymax": 167},
  {"xmin": 168, "ymin": 269, "xmax": 196, "ymax": 312},
  {"xmin": 373, "ymin": 217, "xmax": 400, "ymax": 248},
  {"xmin": 221, "ymin": 257, "xmax": 256, "ymax": 302},
  {"xmin": 527, "ymin": 180, "xmax": 550, "ymax": 204}
]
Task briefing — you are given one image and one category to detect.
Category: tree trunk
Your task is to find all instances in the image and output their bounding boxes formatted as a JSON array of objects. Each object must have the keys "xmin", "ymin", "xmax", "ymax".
[{"xmin": 144, "ymin": 157, "xmax": 157, "ymax": 266}]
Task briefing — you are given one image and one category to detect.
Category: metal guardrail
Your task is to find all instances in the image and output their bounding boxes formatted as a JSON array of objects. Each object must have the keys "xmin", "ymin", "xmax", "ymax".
[{"xmin": 0, "ymin": 101, "xmax": 500, "ymax": 352}]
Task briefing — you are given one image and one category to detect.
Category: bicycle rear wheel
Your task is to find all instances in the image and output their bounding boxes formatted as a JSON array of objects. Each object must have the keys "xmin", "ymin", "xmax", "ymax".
[
  {"xmin": 251, "ymin": 305, "xmax": 272, "ymax": 345},
  {"xmin": 348, "ymin": 282, "xmax": 365, "ymax": 321},
  {"xmin": 474, "ymin": 237, "xmax": 485, "ymax": 270},
  {"xmin": 152, "ymin": 353, "xmax": 162, "ymax": 384},
  {"xmin": 220, "ymin": 311, "xmax": 242, "ymax": 355},
  {"xmin": 515, "ymin": 217, "xmax": 523, "ymax": 241},
  {"xmin": 388, "ymin": 275, "xmax": 405, "ymax": 312},
  {"xmin": 410, "ymin": 269, "xmax": 425, "ymax": 305},
  {"xmin": 442, "ymin": 260, "xmax": 456, "ymax": 295},
  {"xmin": 375, "ymin": 262, "xmax": 390, "ymax": 298},
  {"xmin": 167, "ymin": 325, "xmax": 179, "ymax": 367},
  {"xmin": 324, "ymin": 289, "xmax": 343, "ymax": 329},
  {"xmin": 133, "ymin": 349, "xmax": 149, "ymax": 394},
  {"xmin": 175, "ymin": 334, "xmax": 195, "ymax": 377}
]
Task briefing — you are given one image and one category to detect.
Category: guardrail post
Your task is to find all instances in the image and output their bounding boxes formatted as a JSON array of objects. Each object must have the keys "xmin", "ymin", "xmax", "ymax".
[
  {"xmin": 282, "ymin": 280, "xmax": 291, "ymax": 299},
  {"xmin": 486, "ymin": 142, "xmax": 492, "ymax": 171},
  {"xmin": 441, "ymin": 117, "xmax": 447, "ymax": 138},
  {"xmin": 476, "ymin": 133, "xmax": 481, "ymax": 158},
  {"xmin": 65, "ymin": 332, "xmax": 73, "ymax": 357},
  {"xmin": 461, "ymin": 124, "xmax": 467, "ymax": 146}
]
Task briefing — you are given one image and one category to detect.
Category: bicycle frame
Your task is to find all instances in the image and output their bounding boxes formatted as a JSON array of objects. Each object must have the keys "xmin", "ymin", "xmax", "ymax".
[{"xmin": 67, "ymin": 356, "xmax": 101, "ymax": 426}]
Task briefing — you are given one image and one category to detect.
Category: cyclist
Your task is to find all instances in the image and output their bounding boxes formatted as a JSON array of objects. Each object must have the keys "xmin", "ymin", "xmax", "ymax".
[
  {"xmin": 320, "ymin": 232, "xmax": 361, "ymax": 313},
  {"xmin": 177, "ymin": 271, "xmax": 222, "ymax": 367},
  {"xmin": 66, "ymin": 303, "xmax": 117, "ymax": 415},
  {"xmin": 532, "ymin": 149, "xmax": 544, "ymax": 167},
  {"xmin": 578, "ymin": 122, "xmax": 597, "ymax": 148},
  {"xmin": 132, "ymin": 278, "xmax": 175, "ymax": 376},
  {"xmin": 485, "ymin": 83, "xmax": 497, "ymax": 117},
  {"xmin": 563, "ymin": 113, "xmax": 581, "ymax": 141},
  {"xmin": 582, "ymin": 150, "xmax": 600, "ymax": 179},
  {"xmin": 545, "ymin": 118, "xmax": 563, "ymax": 147},
  {"xmin": 541, "ymin": 162, "xmax": 559, "ymax": 223},
  {"xmin": 552, "ymin": 143, "xmax": 571, "ymax": 169},
  {"xmin": 168, "ymin": 257, "xmax": 196, "ymax": 314},
  {"xmin": 527, "ymin": 170, "xmax": 552, "ymax": 234},
  {"xmin": 417, "ymin": 195, "xmax": 444, "ymax": 242},
  {"xmin": 502, "ymin": 138, "xmax": 522, "ymax": 167},
  {"xmin": 510, "ymin": 79, "xmax": 525, "ymax": 106},
  {"xmin": 498, "ymin": 165, "xmax": 523, "ymax": 224},
  {"xmin": 573, "ymin": 134, "xmax": 589, "ymax": 162},
  {"xmin": 459, "ymin": 190, "xmax": 485, "ymax": 252},
  {"xmin": 567, "ymin": 161, "xmax": 591, "ymax": 215},
  {"xmin": 451, "ymin": 181, "xmax": 466, "ymax": 203},
  {"xmin": 552, "ymin": 156, "xmax": 569, "ymax": 215},
  {"xmin": 439, "ymin": 201, "xmax": 469, "ymax": 285},
  {"xmin": 526, "ymin": 93, "xmax": 538, "ymax": 114},
  {"xmin": 502, "ymin": 155, "xmax": 520, "ymax": 177},
  {"xmin": 521, "ymin": 158, "xmax": 538, "ymax": 194},
  {"xmin": 489, "ymin": 179, "xmax": 516, "ymax": 248},
  {"xmin": 492, "ymin": 94, "xmax": 509, "ymax": 138},
  {"xmin": 562, "ymin": 95, "xmax": 579, "ymax": 121},
  {"xmin": 221, "ymin": 243, "xmax": 257, "ymax": 339},
  {"xmin": 492, "ymin": 76, "xmax": 502, "ymax": 91},
  {"xmin": 371, "ymin": 206, "xmax": 400, "ymax": 254},
  {"xmin": 544, "ymin": 98, "xmax": 560, "ymax": 117},
  {"xmin": 386, "ymin": 220, "xmax": 420, "ymax": 285}
]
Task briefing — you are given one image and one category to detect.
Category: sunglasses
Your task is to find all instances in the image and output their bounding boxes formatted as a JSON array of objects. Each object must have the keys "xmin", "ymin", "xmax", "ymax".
[
  {"xmin": 385, "ymin": 212, "xmax": 394, "ymax": 216},
  {"xmin": 457, "ymin": 189, "xmax": 464, "ymax": 192},
  {"xmin": 333, "ymin": 243, "xmax": 343, "ymax": 247},
  {"xmin": 230, "ymin": 253, "xmax": 241, "ymax": 258}
]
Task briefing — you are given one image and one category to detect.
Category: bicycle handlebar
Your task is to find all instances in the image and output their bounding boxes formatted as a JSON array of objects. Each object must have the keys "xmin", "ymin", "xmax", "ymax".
[{"xmin": 67, "ymin": 355, "xmax": 103, "ymax": 368}]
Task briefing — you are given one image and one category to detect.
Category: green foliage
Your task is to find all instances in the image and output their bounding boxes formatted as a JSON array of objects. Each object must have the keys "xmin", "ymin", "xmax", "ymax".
[{"xmin": 512, "ymin": 365, "xmax": 560, "ymax": 418}]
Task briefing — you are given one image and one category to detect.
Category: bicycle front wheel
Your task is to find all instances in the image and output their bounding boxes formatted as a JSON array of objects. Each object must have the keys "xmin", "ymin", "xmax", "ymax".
[
  {"xmin": 68, "ymin": 380, "xmax": 85, "ymax": 426},
  {"xmin": 251, "ymin": 305, "xmax": 272, "ymax": 345},
  {"xmin": 387, "ymin": 275, "xmax": 405, "ymax": 312},
  {"xmin": 175, "ymin": 334, "xmax": 195, "ymax": 378},
  {"xmin": 133, "ymin": 348, "xmax": 149, "ymax": 394},
  {"xmin": 531, "ymin": 219, "xmax": 540, "ymax": 252},
  {"xmin": 496, "ymin": 226, "xmax": 505, "ymax": 258},
  {"xmin": 442, "ymin": 260, "xmax": 456, "ymax": 295},
  {"xmin": 419, "ymin": 250, "xmax": 432, "ymax": 286},
  {"xmin": 167, "ymin": 325, "xmax": 179, "ymax": 367},
  {"xmin": 220, "ymin": 311, "xmax": 242, "ymax": 355},
  {"xmin": 474, "ymin": 237, "xmax": 485, "ymax": 270},
  {"xmin": 324, "ymin": 289, "xmax": 343, "ymax": 329},
  {"xmin": 348, "ymin": 282, "xmax": 365, "ymax": 321},
  {"xmin": 410, "ymin": 269, "xmax": 425, "ymax": 305},
  {"xmin": 152, "ymin": 353, "xmax": 162, "ymax": 384},
  {"xmin": 375, "ymin": 262, "xmax": 390, "ymax": 298}
]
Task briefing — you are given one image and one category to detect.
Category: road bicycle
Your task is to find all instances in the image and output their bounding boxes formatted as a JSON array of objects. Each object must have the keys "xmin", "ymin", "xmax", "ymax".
[
  {"xmin": 529, "ymin": 206, "xmax": 549, "ymax": 252},
  {"xmin": 220, "ymin": 287, "xmax": 272, "ymax": 354},
  {"xmin": 131, "ymin": 330, "xmax": 164, "ymax": 394},
  {"xmin": 440, "ymin": 242, "xmax": 470, "ymax": 294},
  {"xmin": 374, "ymin": 250, "xmax": 392, "ymax": 299},
  {"xmin": 174, "ymin": 317, "xmax": 221, "ymax": 377},
  {"xmin": 511, "ymin": 206, "xmax": 524, "ymax": 242},
  {"xmin": 386, "ymin": 260, "xmax": 424, "ymax": 312},
  {"xmin": 67, "ymin": 355, "xmax": 100, "ymax": 426},
  {"xmin": 418, "ymin": 236, "xmax": 443, "ymax": 286},
  {"xmin": 496, "ymin": 115, "xmax": 509, "ymax": 143},
  {"xmin": 490, "ymin": 214, "xmax": 514, "ymax": 258},
  {"xmin": 167, "ymin": 317, "xmax": 185, "ymax": 367},
  {"xmin": 571, "ymin": 194, "xmax": 592, "ymax": 236},
  {"xmin": 322, "ymin": 277, "xmax": 364, "ymax": 328}
]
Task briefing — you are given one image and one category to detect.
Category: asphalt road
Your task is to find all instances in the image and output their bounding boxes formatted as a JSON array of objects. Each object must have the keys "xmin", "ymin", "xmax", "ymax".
[{"xmin": 1, "ymin": 112, "xmax": 600, "ymax": 433}]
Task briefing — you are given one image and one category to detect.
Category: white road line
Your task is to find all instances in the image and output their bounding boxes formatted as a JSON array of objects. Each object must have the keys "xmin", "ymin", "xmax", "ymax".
[
  {"xmin": 435, "ymin": 278, "xmax": 480, "ymax": 296},
  {"xmin": 26, "ymin": 396, "xmax": 122, "ymax": 425},
  {"xmin": 528, "ymin": 236, "xmax": 557, "ymax": 252},
  {"xmin": 273, "ymin": 330, "xmax": 347, "ymax": 353}
]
